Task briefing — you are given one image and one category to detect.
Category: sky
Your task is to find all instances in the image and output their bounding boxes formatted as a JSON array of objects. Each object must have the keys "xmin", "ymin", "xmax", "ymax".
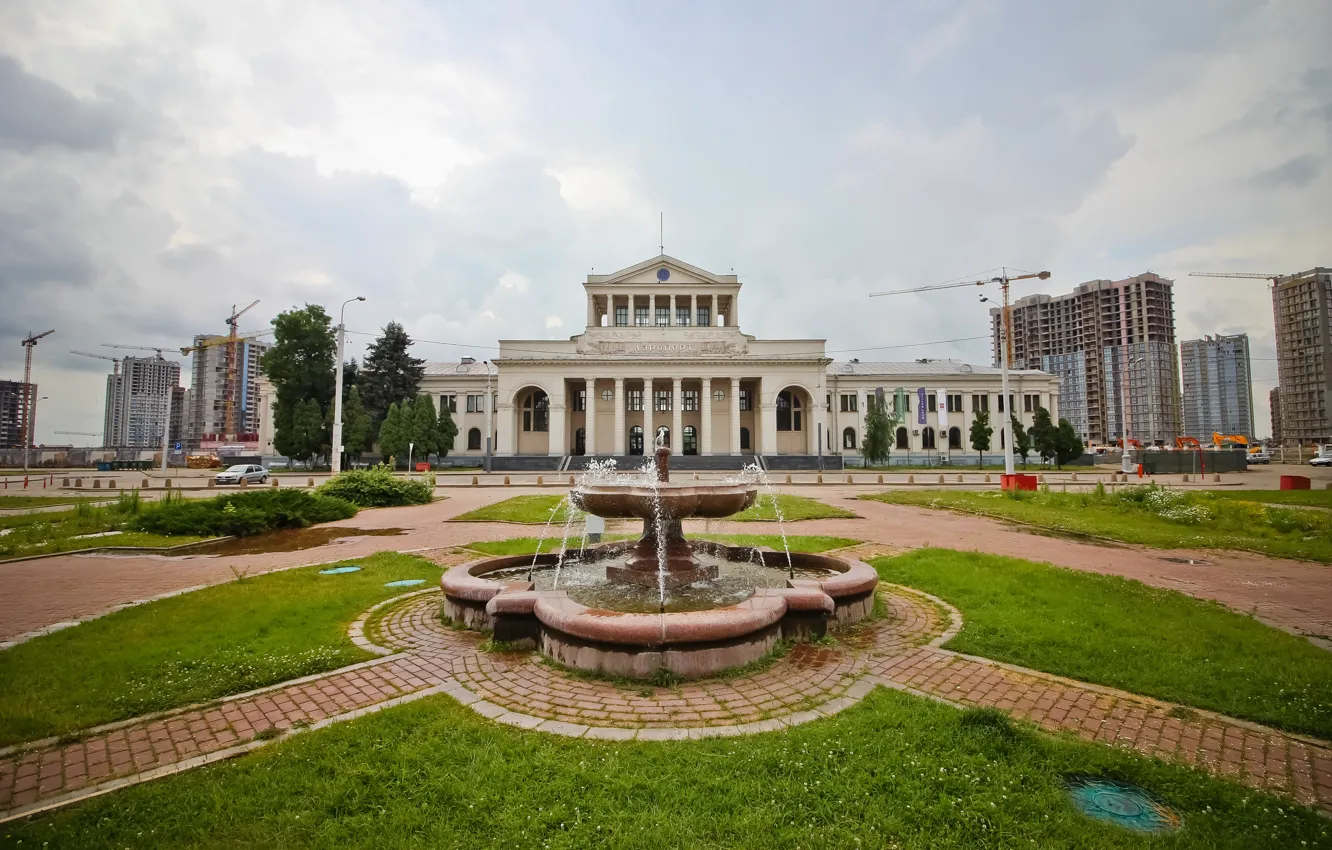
[{"xmin": 1, "ymin": 0, "xmax": 1328, "ymax": 442}]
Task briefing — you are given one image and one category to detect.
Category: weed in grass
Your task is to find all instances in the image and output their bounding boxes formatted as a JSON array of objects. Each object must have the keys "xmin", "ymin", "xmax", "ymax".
[
  {"xmin": 480, "ymin": 638, "xmax": 529, "ymax": 654},
  {"xmin": 1167, "ymin": 706, "xmax": 1201, "ymax": 722},
  {"xmin": 252, "ymin": 726, "xmax": 281, "ymax": 741}
]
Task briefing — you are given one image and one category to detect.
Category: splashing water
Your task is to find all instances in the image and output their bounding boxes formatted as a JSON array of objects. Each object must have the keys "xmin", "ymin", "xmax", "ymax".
[
  {"xmin": 552, "ymin": 497, "xmax": 581, "ymax": 590},
  {"xmin": 742, "ymin": 462, "xmax": 794, "ymax": 579},
  {"xmin": 529, "ymin": 495, "xmax": 568, "ymax": 581}
]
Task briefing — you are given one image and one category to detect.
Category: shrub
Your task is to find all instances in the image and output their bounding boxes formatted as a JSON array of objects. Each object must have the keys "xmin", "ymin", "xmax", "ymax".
[
  {"xmin": 316, "ymin": 464, "xmax": 433, "ymax": 507},
  {"xmin": 133, "ymin": 489, "xmax": 357, "ymax": 538}
]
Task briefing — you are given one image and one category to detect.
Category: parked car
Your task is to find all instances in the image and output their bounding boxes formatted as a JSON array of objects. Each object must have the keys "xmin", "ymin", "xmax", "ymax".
[
  {"xmin": 214, "ymin": 464, "xmax": 270, "ymax": 485},
  {"xmin": 1247, "ymin": 448, "xmax": 1272, "ymax": 464},
  {"xmin": 1309, "ymin": 456, "xmax": 1332, "ymax": 468}
]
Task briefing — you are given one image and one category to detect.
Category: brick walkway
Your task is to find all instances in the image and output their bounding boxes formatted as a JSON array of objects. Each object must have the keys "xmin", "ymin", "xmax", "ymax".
[{"xmin": 3, "ymin": 585, "xmax": 1330, "ymax": 823}]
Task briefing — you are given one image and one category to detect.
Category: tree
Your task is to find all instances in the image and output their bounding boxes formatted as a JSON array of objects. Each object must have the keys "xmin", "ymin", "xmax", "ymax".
[
  {"xmin": 1011, "ymin": 415, "xmax": 1031, "ymax": 468},
  {"xmin": 377, "ymin": 401, "xmax": 410, "ymax": 468},
  {"xmin": 341, "ymin": 358, "xmax": 360, "ymax": 401},
  {"xmin": 861, "ymin": 394, "xmax": 893, "ymax": 466},
  {"xmin": 262, "ymin": 305, "xmax": 335, "ymax": 458},
  {"xmin": 436, "ymin": 396, "xmax": 458, "ymax": 458},
  {"xmin": 341, "ymin": 386, "xmax": 374, "ymax": 461},
  {"xmin": 970, "ymin": 409, "xmax": 992, "ymax": 468},
  {"xmin": 407, "ymin": 394, "xmax": 439, "ymax": 462},
  {"xmin": 358, "ymin": 322, "xmax": 425, "ymax": 427},
  {"xmin": 1055, "ymin": 418, "xmax": 1084, "ymax": 469},
  {"xmin": 1031, "ymin": 406, "xmax": 1057, "ymax": 465},
  {"xmin": 286, "ymin": 398, "xmax": 327, "ymax": 464}
]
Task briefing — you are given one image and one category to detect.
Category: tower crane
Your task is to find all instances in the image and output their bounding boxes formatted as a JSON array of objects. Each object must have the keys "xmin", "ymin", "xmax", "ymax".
[
  {"xmin": 19, "ymin": 329, "xmax": 54, "ymax": 471},
  {"xmin": 179, "ymin": 322, "xmax": 270, "ymax": 439},
  {"xmin": 1188, "ymin": 272, "xmax": 1283, "ymax": 284},
  {"xmin": 70, "ymin": 350, "xmax": 121, "ymax": 374},
  {"xmin": 101, "ymin": 344, "xmax": 170, "ymax": 359}
]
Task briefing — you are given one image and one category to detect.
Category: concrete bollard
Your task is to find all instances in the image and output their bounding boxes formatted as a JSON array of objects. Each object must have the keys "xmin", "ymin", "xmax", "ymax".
[
  {"xmin": 207, "ymin": 479, "xmax": 216, "ymax": 488},
  {"xmin": 1213, "ymin": 473, "xmax": 1220, "ymax": 483},
  {"xmin": 1326, "ymin": 482, "xmax": 1332, "ymax": 490},
  {"xmin": 240, "ymin": 477, "xmax": 248, "ymax": 488},
  {"xmin": 693, "ymin": 472, "xmax": 699, "ymax": 480},
  {"xmin": 846, "ymin": 474, "xmax": 853, "ymax": 484},
  {"xmin": 108, "ymin": 479, "xmax": 115, "ymax": 489},
  {"xmin": 93, "ymin": 479, "xmax": 101, "ymax": 489},
  {"xmin": 1181, "ymin": 474, "xmax": 1190, "ymax": 483},
  {"xmin": 272, "ymin": 478, "xmax": 279, "ymax": 487},
  {"xmin": 877, "ymin": 474, "xmax": 884, "ymax": 484},
  {"xmin": 985, "ymin": 474, "xmax": 991, "ymax": 483},
  {"xmin": 937, "ymin": 474, "xmax": 945, "ymax": 484},
  {"xmin": 1071, "ymin": 473, "xmax": 1078, "ymax": 482},
  {"xmin": 472, "ymin": 476, "xmax": 479, "ymax": 486},
  {"xmin": 570, "ymin": 475, "xmax": 576, "ymax": 485},
  {"xmin": 165, "ymin": 479, "xmax": 172, "ymax": 489},
  {"xmin": 537, "ymin": 475, "xmax": 544, "ymax": 486},
  {"xmin": 504, "ymin": 476, "xmax": 511, "ymax": 486},
  {"xmin": 62, "ymin": 477, "xmax": 69, "ymax": 487},
  {"xmin": 786, "ymin": 474, "xmax": 792, "ymax": 484},
  {"xmin": 957, "ymin": 474, "xmax": 963, "ymax": 483},
  {"xmin": 74, "ymin": 478, "xmax": 82, "ymax": 488},
  {"xmin": 817, "ymin": 474, "xmax": 823, "ymax": 484},
  {"xmin": 1038, "ymin": 474, "xmax": 1045, "ymax": 483},
  {"xmin": 907, "ymin": 474, "xmax": 915, "ymax": 484},
  {"xmin": 307, "ymin": 478, "xmax": 314, "ymax": 488}
]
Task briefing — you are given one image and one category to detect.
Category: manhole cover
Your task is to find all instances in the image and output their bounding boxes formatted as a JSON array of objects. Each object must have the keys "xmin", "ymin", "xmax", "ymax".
[
  {"xmin": 1160, "ymin": 557, "xmax": 1212, "ymax": 565},
  {"xmin": 319, "ymin": 566, "xmax": 362, "ymax": 575},
  {"xmin": 1063, "ymin": 775, "xmax": 1181, "ymax": 834},
  {"xmin": 385, "ymin": 579, "xmax": 426, "ymax": 587}
]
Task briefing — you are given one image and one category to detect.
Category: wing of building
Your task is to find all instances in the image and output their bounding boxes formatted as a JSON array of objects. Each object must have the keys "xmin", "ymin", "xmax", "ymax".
[{"xmin": 259, "ymin": 255, "xmax": 1064, "ymax": 469}]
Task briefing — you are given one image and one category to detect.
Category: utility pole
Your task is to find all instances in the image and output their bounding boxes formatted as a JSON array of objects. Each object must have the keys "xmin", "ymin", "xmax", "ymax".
[
  {"xmin": 331, "ymin": 296, "xmax": 366, "ymax": 475},
  {"xmin": 20, "ymin": 330, "xmax": 54, "ymax": 472},
  {"xmin": 484, "ymin": 360, "xmax": 493, "ymax": 474}
]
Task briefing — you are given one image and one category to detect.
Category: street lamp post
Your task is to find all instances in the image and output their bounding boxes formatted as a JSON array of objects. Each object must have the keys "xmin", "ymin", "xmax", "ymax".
[
  {"xmin": 1120, "ymin": 354, "xmax": 1137, "ymax": 474},
  {"xmin": 331, "ymin": 296, "xmax": 366, "ymax": 475},
  {"xmin": 484, "ymin": 360, "xmax": 493, "ymax": 474}
]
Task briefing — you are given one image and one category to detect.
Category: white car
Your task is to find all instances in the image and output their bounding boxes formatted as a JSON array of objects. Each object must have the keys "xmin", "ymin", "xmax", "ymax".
[
  {"xmin": 1309, "ymin": 456, "xmax": 1332, "ymax": 468},
  {"xmin": 214, "ymin": 464, "xmax": 270, "ymax": 485},
  {"xmin": 1247, "ymin": 449, "xmax": 1271, "ymax": 464}
]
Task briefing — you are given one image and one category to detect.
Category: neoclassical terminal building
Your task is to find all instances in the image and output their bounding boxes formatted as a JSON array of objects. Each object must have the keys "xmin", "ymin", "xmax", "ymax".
[{"xmin": 413, "ymin": 256, "xmax": 1062, "ymax": 470}]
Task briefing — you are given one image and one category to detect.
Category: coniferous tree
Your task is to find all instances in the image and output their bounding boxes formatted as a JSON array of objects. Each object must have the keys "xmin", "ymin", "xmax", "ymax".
[
  {"xmin": 861, "ymin": 395, "xmax": 892, "ymax": 466},
  {"xmin": 970, "ymin": 409, "xmax": 992, "ymax": 469},
  {"xmin": 408, "ymin": 394, "xmax": 439, "ymax": 462},
  {"xmin": 1011, "ymin": 415, "xmax": 1032, "ymax": 468},
  {"xmin": 341, "ymin": 386, "xmax": 373, "ymax": 461},
  {"xmin": 262, "ymin": 305, "xmax": 335, "ymax": 458},
  {"xmin": 436, "ymin": 396, "xmax": 458, "ymax": 458},
  {"xmin": 341, "ymin": 359, "xmax": 360, "ymax": 401},
  {"xmin": 1055, "ymin": 418, "xmax": 1084, "ymax": 469},
  {"xmin": 378, "ymin": 401, "xmax": 410, "ymax": 467},
  {"xmin": 358, "ymin": 322, "xmax": 425, "ymax": 427},
  {"xmin": 1031, "ymin": 406, "xmax": 1057, "ymax": 465}
]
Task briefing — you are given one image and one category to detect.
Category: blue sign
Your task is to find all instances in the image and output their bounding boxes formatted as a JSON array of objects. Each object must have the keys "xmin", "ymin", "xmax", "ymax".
[
  {"xmin": 657, "ymin": 267, "xmax": 670, "ymax": 281},
  {"xmin": 917, "ymin": 388, "xmax": 927, "ymax": 425},
  {"xmin": 174, "ymin": 442, "xmax": 181, "ymax": 451}
]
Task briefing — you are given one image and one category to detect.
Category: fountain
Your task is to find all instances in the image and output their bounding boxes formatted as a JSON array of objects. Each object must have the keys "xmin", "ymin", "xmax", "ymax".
[{"xmin": 440, "ymin": 444, "xmax": 879, "ymax": 679}]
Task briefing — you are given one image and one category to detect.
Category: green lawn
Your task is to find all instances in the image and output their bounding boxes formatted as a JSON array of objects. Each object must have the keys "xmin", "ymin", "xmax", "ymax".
[
  {"xmin": 10, "ymin": 689, "xmax": 1328, "ymax": 849},
  {"xmin": 731, "ymin": 493, "xmax": 857, "ymax": 521},
  {"xmin": 0, "ymin": 494, "xmax": 106, "ymax": 509},
  {"xmin": 464, "ymin": 534, "xmax": 860, "ymax": 556},
  {"xmin": 874, "ymin": 548, "xmax": 1332, "ymax": 740},
  {"xmin": 0, "ymin": 552, "xmax": 442, "ymax": 747},
  {"xmin": 1208, "ymin": 489, "xmax": 1332, "ymax": 508},
  {"xmin": 865, "ymin": 487, "xmax": 1332, "ymax": 562},
  {"xmin": 0, "ymin": 503, "xmax": 207, "ymax": 558},
  {"xmin": 453, "ymin": 494, "xmax": 583, "ymax": 524}
]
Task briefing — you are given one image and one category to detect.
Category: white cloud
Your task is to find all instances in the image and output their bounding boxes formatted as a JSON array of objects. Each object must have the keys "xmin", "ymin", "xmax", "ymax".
[{"xmin": 544, "ymin": 315, "xmax": 563, "ymax": 329}]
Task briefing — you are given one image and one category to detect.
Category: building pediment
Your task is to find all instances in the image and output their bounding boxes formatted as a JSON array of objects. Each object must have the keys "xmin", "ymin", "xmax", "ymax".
[{"xmin": 587, "ymin": 254, "xmax": 737, "ymax": 286}]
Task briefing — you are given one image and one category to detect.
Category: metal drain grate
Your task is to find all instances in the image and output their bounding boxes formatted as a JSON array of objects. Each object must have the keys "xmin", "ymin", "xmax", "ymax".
[{"xmin": 1063, "ymin": 775, "xmax": 1182, "ymax": 834}]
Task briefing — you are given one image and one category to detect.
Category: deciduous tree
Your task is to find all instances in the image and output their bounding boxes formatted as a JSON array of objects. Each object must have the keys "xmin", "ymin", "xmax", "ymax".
[
  {"xmin": 261, "ymin": 305, "xmax": 335, "ymax": 459},
  {"xmin": 341, "ymin": 386, "xmax": 373, "ymax": 461},
  {"xmin": 1031, "ymin": 406, "xmax": 1057, "ymax": 464},
  {"xmin": 1011, "ymin": 415, "xmax": 1031, "ymax": 468},
  {"xmin": 1055, "ymin": 418, "xmax": 1084, "ymax": 469},
  {"xmin": 970, "ymin": 409, "xmax": 992, "ymax": 469},
  {"xmin": 861, "ymin": 394, "xmax": 893, "ymax": 466}
]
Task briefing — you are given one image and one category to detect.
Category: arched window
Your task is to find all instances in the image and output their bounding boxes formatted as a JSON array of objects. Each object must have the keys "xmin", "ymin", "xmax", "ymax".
[
  {"xmin": 574, "ymin": 428, "xmax": 586, "ymax": 456},
  {"xmin": 843, "ymin": 427, "xmax": 857, "ymax": 449},
  {"xmin": 895, "ymin": 427, "xmax": 908, "ymax": 449},
  {"xmin": 740, "ymin": 427, "xmax": 751, "ymax": 451},
  {"xmin": 776, "ymin": 390, "xmax": 803, "ymax": 431},
  {"xmin": 629, "ymin": 425, "xmax": 644, "ymax": 455},
  {"xmin": 948, "ymin": 426, "xmax": 962, "ymax": 450},
  {"xmin": 683, "ymin": 425, "xmax": 697, "ymax": 455},
  {"xmin": 522, "ymin": 389, "xmax": 549, "ymax": 432},
  {"xmin": 922, "ymin": 427, "xmax": 936, "ymax": 450},
  {"xmin": 467, "ymin": 428, "xmax": 481, "ymax": 450}
]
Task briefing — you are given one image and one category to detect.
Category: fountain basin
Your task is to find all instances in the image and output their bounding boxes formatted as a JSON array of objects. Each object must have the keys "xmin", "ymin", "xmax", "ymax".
[
  {"xmin": 439, "ymin": 542, "xmax": 879, "ymax": 679},
  {"xmin": 570, "ymin": 483, "xmax": 758, "ymax": 520}
]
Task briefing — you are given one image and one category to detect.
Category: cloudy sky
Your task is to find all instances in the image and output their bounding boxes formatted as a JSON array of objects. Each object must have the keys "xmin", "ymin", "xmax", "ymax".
[{"xmin": 1, "ymin": 0, "xmax": 1328, "ymax": 442}]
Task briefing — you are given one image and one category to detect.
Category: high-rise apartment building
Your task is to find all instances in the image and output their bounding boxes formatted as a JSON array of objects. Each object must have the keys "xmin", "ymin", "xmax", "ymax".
[
  {"xmin": 0, "ymin": 380, "xmax": 35, "ymax": 449},
  {"xmin": 1271, "ymin": 387, "xmax": 1283, "ymax": 444},
  {"xmin": 1180, "ymin": 334, "xmax": 1254, "ymax": 439},
  {"xmin": 1271, "ymin": 268, "xmax": 1332, "ymax": 443},
  {"xmin": 187, "ymin": 336, "xmax": 271, "ymax": 443},
  {"xmin": 103, "ymin": 357, "xmax": 182, "ymax": 448},
  {"xmin": 993, "ymin": 272, "xmax": 1182, "ymax": 445}
]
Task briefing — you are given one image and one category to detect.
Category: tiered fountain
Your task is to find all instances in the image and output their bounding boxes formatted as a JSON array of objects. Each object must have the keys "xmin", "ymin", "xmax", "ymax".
[{"xmin": 440, "ymin": 444, "xmax": 879, "ymax": 679}]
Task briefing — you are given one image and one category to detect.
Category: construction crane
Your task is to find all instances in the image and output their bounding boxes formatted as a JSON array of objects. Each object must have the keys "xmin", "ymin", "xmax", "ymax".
[
  {"xmin": 101, "ymin": 344, "xmax": 169, "ymax": 359},
  {"xmin": 1189, "ymin": 272, "xmax": 1283, "ymax": 283},
  {"xmin": 19, "ymin": 329, "xmax": 54, "ymax": 472},
  {"xmin": 179, "ymin": 322, "xmax": 270, "ymax": 439},
  {"xmin": 71, "ymin": 350, "xmax": 122, "ymax": 374}
]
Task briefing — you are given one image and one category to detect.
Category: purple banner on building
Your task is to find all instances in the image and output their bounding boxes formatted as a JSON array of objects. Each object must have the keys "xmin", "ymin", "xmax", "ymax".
[{"xmin": 917, "ymin": 387, "xmax": 927, "ymax": 425}]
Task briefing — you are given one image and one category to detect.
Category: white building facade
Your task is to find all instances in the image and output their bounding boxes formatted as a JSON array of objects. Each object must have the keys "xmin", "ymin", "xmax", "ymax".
[{"xmin": 412, "ymin": 256, "xmax": 1062, "ymax": 469}]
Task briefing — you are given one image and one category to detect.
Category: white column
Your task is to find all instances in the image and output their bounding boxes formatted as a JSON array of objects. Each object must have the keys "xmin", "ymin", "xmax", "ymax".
[
  {"xmin": 672, "ymin": 377, "xmax": 683, "ymax": 451},
  {"xmin": 761, "ymin": 401, "xmax": 777, "ymax": 455},
  {"xmin": 731, "ymin": 292, "xmax": 739, "ymax": 328},
  {"xmin": 669, "ymin": 294, "xmax": 676, "ymax": 325},
  {"xmin": 701, "ymin": 377, "xmax": 713, "ymax": 455},
  {"xmin": 730, "ymin": 377, "xmax": 741, "ymax": 455},
  {"xmin": 587, "ymin": 295, "xmax": 596, "ymax": 328},
  {"xmin": 691, "ymin": 294, "xmax": 698, "ymax": 327},
  {"xmin": 613, "ymin": 377, "xmax": 625, "ymax": 455},
  {"xmin": 548, "ymin": 391, "xmax": 566, "ymax": 458},
  {"xmin": 499, "ymin": 402, "xmax": 516, "ymax": 455},
  {"xmin": 649, "ymin": 294, "xmax": 656, "ymax": 325},
  {"xmin": 584, "ymin": 377, "xmax": 596, "ymax": 457},
  {"xmin": 643, "ymin": 378, "xmax": 653, "ymax": 449}
]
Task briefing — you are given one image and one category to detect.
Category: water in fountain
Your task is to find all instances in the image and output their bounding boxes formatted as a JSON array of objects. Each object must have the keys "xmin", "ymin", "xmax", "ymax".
[
  {"xmin": 742, "ymin": 462, "xmax": 794, "ymax": 578},
  {"xmin": 551, "ymin": 497, "xmax": 581, "ymax": 590},
  {"xmin": 528, "ymin": 495, "xmax": 569, "ymax": 581},
  {"xmin": 651, "ymin": 429, "xmax": 670, "ymax": 612}
]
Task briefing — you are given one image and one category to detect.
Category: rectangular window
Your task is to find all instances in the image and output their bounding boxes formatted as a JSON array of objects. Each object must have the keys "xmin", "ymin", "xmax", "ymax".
[
  {"xmin": 677, "ymin": 307, "xmax": 690, "ymax": 327},
  {"xmin": 683, "ymin": 389, "xmax": 699, "ymax": 411},
  {"xmin": 572, "ymin": 390, "xmax": 586, "ymax": 412},
  {"xmin": 440, "ymin": 395, "xmax": 457, "ymax": 414},
  {"xmin": 656, "ymin": 307, "xmax": 670, "ymax": 327},
  {"xmin": 739, "ymin": 389, "xmax": 751, "ymax": 411},
  {"xmin": 614, "ymin": 306, "xmax": 628, "ymax": 327},
  {"xmin": 635, "ymin": 307, "xmax": 649, "ymax": 326},
  {"xmin": 972, "ymin": 394, "xmax": 989, "ymax": 412},
  {"xmin": 947, "ymin": 394, "xmax": 963, "ymax": 413},
  {"xmin": 927, "ymin": 393, "xmax": 936, "ymax": 412},
  {"xmin": 697, "ymin": 307, "xmax": 710, "ymax": 328},
  {"xmin": 627, "ymin": 389, "xmax": 643, "ymax": 412},
  {"xmin": 654, "ymin": 389, "xmax": 672, "ymax": 411},
  {"xmin": 465, "ymin": 394, "xmax": 483, "ymax": 413},
  {"xmin": 893, "ymin": 395, "xmax": 910, "ymax": 415},
  {"xmin": 997, "ymin": 395, "xmax": 1004, "ymax": 413},
  {"xmin": 840, "ymin": 394, "xmax": 857, "ymax": 412},
  {"xmin": 1023, "ymin": 394, "xmax": 1040, "ymax": 413}
]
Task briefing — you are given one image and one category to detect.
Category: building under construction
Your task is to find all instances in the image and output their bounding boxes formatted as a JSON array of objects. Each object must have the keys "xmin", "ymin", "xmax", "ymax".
[
  {"xmin": 187, "ymin": 335, "xmax": 270, "ymax": 443},
  {"xmin": 992, "ymin": 272, "xmax": 1182, "ymax": 445},
  {"xmin": 0, "ymin": 380, "xmax": 35, "ymax": 449},
  {"xmin": 1180, "ymin": 333, "xmax": 1254, "ymax": 439},
  {"xmin": 102, "ymin": 357, "xmax": 185, "ymax": 449},
  {"xmin": 1272, "ymin": 268, "xmax": 1332, "ymax": 443}
]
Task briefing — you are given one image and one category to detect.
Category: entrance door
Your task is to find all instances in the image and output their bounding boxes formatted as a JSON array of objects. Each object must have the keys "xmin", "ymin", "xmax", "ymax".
[{"xmin": 574, "ymin": 428, "xmax": 585, "ymax": 456}]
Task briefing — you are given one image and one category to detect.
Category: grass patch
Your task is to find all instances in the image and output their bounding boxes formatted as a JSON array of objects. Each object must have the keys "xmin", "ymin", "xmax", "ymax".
[
  {"xmin": 453, "ymin": 494, "xmax": 583, "ymax": 524},
  {"xmin": 0, "ymin": 496, "xmax": 207, "ymax": 558},
  {"xmin": 1207, "ymin": 489, "xmax": 1332, "ymax": 508},
  {"xmin": 464, "ymin": 534, "xmax": 859, "ymax": 556},
  {"xmin": 0, "ymin": 552, "xmax": 443, "ymax": 747},
  {"xmin": 865, "ymin": 485, "xmax": 1332, "ymax": 562},
  {"xmin": 731, "ymin": 493, "xmax": 857, "ymax": 522},
  {"xmin": 873, "ymin": 548, "xmax": 1332, "ymax": 740},
  {"xmin": 0, "ymin": 495, "xmax": 104, "ymax": 509},
  {"xmin": 10, "ymin": 688, "xmax": 1328, "ymax": 848},
  {"xmin": 133, "ymin": 488, "xmax": 357, "ymax": 538}
]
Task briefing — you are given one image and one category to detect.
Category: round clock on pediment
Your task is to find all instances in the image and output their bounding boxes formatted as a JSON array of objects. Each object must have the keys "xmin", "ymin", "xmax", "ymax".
[{"xmin": 657, "ymin": 267, "xmax": 670, "ymax": 281}]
